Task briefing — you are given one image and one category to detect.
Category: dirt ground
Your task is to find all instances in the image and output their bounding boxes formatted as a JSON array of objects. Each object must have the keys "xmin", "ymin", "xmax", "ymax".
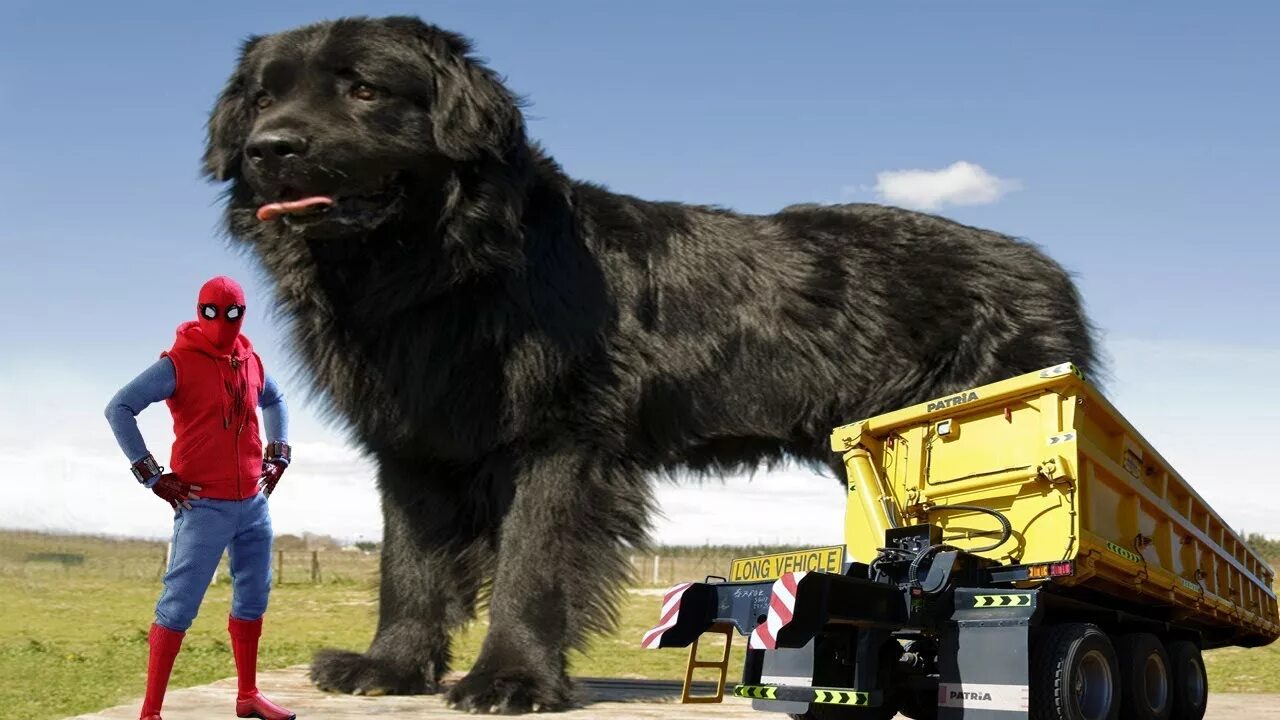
[{"xmin": 65, "ymin": 665, "xmax": 1280, "ymax": 719}]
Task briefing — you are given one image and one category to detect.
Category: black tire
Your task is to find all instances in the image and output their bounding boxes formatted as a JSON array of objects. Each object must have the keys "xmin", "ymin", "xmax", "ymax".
[
  {"xmin": 1031, "ymin": 623, "xmax": 1120, "ymax": 720},
  {"xmin": 1166, "ymin": 640, "xmax": 1208, "ymax": 720},
  {"xmin": 1116, "ymin": 633, "xmax": 1172, "ymax": 720}
]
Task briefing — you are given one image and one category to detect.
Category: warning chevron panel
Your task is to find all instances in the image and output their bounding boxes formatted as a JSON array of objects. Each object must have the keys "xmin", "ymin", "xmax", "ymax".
[
  {"xmin": 973, "ymin": 593, "xmax": 1032, "ymax": 608},
  {"xmin": 735, "ymin": 685, "xmax": 876, "ymax": 706},
  {"xmin": 1107, "ymin": 541, "xmax": 1144, "ymax": 564},
  {"xmin": 813, "ymin": 689, "xmax": 871, "ymax": 706},
  {"xmin": 733, "ymin": 685, "xmax": 778, "ymax": 700}
]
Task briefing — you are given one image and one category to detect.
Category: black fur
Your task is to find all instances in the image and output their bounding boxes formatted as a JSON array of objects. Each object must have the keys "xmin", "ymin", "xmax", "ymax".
[{"xmin": 203, "ymin": 16, "xmax": 1098, "ymax": 713}]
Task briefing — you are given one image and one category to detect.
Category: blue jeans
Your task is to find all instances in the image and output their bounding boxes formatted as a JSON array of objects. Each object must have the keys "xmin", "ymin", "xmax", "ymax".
[{"xmin": 155, "ymin": 493, "xmax": 274, "ymax": 632}]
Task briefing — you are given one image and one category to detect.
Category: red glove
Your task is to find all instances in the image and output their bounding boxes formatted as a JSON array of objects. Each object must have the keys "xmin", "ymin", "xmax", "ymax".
[
  {"xmin": 259, "ymin": 459, "xmax": 287, "ymax": 496},
  {"xmin": 151, "ymin": 473, "xmax": 202, "ymax": 510}
]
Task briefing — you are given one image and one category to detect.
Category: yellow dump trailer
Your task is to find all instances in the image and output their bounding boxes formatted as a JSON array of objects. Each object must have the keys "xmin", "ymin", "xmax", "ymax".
[
  {"xmin": 831, "ymin": 361, "xmax": 1278, "ymax": 649},
  {"xmin": 644, "ymin": 363, "xmax": 1278, "ymax": 720}
]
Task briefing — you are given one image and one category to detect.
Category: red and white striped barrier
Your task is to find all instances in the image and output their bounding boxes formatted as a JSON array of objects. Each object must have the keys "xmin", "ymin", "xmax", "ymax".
[
  {"xmin": 749, "ymin": 571, "xmax": 807, "ymax": 650},
  {"xmin": 641, "ymin": 582, "xmax": 694, "ymax": 649}
]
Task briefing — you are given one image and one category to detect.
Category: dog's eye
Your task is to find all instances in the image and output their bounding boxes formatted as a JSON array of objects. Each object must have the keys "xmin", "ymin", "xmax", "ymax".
[
  {"xmin": 351, "ymin": 83, "xmax": 378, "ymax": 102},
  {"xmin": 255, "ymin": 93, "xmax": 273, "ymax": 110}
]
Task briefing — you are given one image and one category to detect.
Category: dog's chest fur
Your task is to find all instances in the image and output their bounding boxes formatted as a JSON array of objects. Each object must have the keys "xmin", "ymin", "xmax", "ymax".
[{"xmin": 265, "ymin": 234, "xmax": 600, "ymax": 461}]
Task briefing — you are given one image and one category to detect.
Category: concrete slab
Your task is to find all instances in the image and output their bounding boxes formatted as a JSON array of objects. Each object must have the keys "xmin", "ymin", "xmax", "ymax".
[
  {"xmin": 65, "ymin": 665, "xmax": 1280, "ymax": 719},
  {"xmin": 67, "ymin": 667, "xmax": 761, "ymax": 719}
]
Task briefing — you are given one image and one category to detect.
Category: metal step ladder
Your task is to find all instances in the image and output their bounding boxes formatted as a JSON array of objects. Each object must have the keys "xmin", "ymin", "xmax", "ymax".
[{"xmin": 681, "ymin": 622, "xmax": 734, "ymax": 703}]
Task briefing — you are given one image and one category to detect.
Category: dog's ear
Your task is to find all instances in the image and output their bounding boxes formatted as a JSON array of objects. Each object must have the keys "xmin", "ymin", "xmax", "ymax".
[
  {"xmin": 202, "ymin": 36, "xmax": 262, "ymax": 182},
  {"xmin": 398, "ymin": 20, "xmax": 525, "ymax": 161},
  {"xmin": 432, "ymin": 59, "xmax": 525, "ymax": 161}
]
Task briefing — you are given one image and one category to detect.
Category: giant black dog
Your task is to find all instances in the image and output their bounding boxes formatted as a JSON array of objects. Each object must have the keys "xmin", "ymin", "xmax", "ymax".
[{"xmin": 203, "ymin": 15, "xmax": 1098, "ymax": 714}]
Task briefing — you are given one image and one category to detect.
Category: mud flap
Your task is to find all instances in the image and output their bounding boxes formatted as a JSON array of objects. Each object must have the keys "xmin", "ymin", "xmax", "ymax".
[
  {"xmin": 938, "ymin": 588, "xmax": 1041, "ymax": 719},
  {"xmin": 748, "ymin": 640, "xmax": 816, "ymax": 715}
]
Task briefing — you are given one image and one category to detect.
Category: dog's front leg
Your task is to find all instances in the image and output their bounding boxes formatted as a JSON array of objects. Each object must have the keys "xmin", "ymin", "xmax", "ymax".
[
  {"xmin": 311, "ymin": 456, "xmax": 492, "ymax": 695},
  {"xmin": 447, "ymin": 448, "xmax": 653, "ymax": 714}
]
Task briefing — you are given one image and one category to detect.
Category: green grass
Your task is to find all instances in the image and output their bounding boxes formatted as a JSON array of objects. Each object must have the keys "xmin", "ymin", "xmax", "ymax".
[
  {"xmin": 0, "ymin": 576, "xmax": 368, "ymax": 719},
  {"xmin": 1205, "ymin": 644, "xmax": 1280, "ymax": 693},
  {"xmin": 1, "ymin": 530, "xmax": 1275, "ymax": 720},
  {"xmin": 0, "ymin": 531, "xmax": 724, "ymax": 720},
  {"xmin": 0, "ymin": 576, "xmax": 712, "ymax": 719}
]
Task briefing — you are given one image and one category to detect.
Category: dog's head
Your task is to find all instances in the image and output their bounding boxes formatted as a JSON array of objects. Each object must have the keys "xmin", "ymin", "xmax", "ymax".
[{"xmin": 204, "ymin": 16, "xmax": 526, "ymax": 239}]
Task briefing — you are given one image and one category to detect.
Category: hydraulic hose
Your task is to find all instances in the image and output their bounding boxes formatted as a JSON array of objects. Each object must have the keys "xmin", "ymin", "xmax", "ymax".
[
  {"xmin": 908, "ymin": 504, "xmax": 1014, "ymax": 594},
  {"xmin": 931, "ymin": 504, "xmax": 1013, "ymax": 554}
]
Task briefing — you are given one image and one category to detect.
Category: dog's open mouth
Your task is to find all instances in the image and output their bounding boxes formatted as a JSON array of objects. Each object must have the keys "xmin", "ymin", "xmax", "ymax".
[
  {"xmin": 255, "ymin": 174, "xmax": 403, "ymax": 227},
  {"xmin": 257, "ymin": 195, "xmax": 334, "ymax": 222}
]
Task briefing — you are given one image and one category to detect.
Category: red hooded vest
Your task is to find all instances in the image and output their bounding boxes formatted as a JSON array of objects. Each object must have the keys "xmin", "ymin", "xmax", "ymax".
[{"xmin": 161, "ymin": 321, "xmax": 265, "ymax": 500}]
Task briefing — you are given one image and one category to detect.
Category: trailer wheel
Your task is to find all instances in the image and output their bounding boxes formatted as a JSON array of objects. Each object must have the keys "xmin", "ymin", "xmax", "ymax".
[
  {"xmin": 1031, "ymin": 623, "xmax": 1120, "ymax": 720},
  {"xmin": 1116, "ymin": 633, "xmax": 1172, "ymax": 720},
  {"xmin": 1165, "ymin": 641, "xmax": 1207, "ymax": 720}
]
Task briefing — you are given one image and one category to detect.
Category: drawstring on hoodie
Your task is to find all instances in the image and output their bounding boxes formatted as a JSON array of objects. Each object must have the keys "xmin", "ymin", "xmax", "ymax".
[
  {"xmin": 214, "ymin": 354, "xmax": 250, "ymax": 432},
  {"xmin": 171, "ymin": 319, "xmax": 251, "ymax": 434},
  {"xmin": 165, "ymin": 309, "xmax": 261, "ymax": 501}
]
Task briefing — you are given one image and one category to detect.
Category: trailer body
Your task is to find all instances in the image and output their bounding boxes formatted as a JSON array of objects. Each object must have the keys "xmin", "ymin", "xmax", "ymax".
[
  {"xmin": 644, "ymin": 363, "xmax": 1279, "ymax": 720},
  {"xmin": 832, "ymin": 361, "xmax": 1276, "ymax": 647}
]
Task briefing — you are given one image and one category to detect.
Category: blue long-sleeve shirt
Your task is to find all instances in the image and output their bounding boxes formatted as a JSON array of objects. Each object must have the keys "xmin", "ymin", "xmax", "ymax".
[{"xmin": 104, "ymin": 357, "xmax": 289, "ymax": 486}]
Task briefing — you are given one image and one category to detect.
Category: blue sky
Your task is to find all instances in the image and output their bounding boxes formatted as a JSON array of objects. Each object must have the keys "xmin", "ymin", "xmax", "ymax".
[{"xmin": 1, "ymin": 2, "xmax": 1277, "ymax": 543}]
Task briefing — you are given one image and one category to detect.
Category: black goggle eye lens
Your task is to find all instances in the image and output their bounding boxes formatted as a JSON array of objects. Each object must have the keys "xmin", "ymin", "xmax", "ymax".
[
  {"xmin": 226, "ymin": 305, "xmax": 243, "ymax": 321},
  {"xmin": 200, "ymin": 304, "xmax": 218, "ymax": 319}
]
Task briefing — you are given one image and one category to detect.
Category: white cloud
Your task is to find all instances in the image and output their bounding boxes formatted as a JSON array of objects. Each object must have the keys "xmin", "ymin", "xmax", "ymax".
[{"xmin": 871, "ymin": 161, "xmax": 1021, "ymax": 210}]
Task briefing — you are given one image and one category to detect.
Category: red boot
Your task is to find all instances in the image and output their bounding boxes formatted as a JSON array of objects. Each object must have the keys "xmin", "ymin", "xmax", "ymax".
[
  {"xmin": 228, "ymin": 615, "xmax": 296, "ymax": 720},
  {"xmin": 140, "ymin": 623, "xmax": 184, "ymax": 720}
]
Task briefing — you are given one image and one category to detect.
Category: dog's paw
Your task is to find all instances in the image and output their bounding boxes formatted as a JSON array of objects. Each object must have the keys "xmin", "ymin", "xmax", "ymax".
[
  {"xmin": 445, "ymin": 667, "xmax": 573, "ymax": 714},
  {"xmin": 310, "ymin": 648, "xmax": 438, "ymax": 696}
]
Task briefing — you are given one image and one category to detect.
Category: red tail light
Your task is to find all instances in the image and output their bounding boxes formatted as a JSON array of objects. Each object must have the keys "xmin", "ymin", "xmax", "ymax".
[{"xmin": 1028, "ymin": 561, "xmax": 1075, "ymax": 579}]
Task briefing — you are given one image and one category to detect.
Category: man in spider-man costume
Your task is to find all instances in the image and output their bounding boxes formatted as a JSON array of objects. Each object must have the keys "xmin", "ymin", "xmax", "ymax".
[{"xmin": 105, "ymin": 276, "xmax": 296, "ymax": 720}]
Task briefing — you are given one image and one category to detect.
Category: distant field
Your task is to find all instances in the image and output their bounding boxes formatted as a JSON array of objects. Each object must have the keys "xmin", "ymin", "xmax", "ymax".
[
  {"xmin": 1, "ymin": 530, "xmax": 1275, "ymax": 720},
  {"xmin": 0, "ymin": 531, "xmax": 764, "ymax": 720}
]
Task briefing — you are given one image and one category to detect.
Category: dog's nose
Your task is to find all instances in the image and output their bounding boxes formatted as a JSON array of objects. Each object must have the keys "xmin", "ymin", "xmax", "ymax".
[{"xmin": 246, "ymin": 131, "xmax": 309, "ymax": 164}]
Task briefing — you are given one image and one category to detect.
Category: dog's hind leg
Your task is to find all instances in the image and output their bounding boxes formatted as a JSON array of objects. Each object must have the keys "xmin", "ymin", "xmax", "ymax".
[
  {"xmin": 310, "ymin": 456, "xmax": 493, "ymax": 696},
  {"xmin": 446, "ymin": 448, "xmax": 654, "ymax": 714}
]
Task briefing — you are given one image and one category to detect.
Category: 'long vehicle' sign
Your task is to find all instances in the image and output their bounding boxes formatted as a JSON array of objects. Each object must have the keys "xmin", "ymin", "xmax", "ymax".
[{"xmin": 729, "ymin": 546, "xmax": 846, "ymax": 582}]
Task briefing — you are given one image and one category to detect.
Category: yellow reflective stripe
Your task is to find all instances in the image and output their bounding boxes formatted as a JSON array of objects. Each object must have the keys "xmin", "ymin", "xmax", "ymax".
[
  {"xmin": 812, "ymin": 689, "xmax": 870, "ymax": 705},
  {"xmin": 736, "ymin": 684, "xmax": 870, "ymax": 705},
  {"xmin": 732, "ymin": 685, "xmax": 778, "ymax": 700},
  {"xmin": 1107, "ymin": 541, "xmax": 1144, "ymax": 564},
  {"xmin": 973, "ymin": 593, "xmax": 1032, "ymax": 608}
]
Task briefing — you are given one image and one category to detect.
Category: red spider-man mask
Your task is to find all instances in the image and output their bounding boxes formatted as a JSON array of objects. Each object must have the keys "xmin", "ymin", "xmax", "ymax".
[{"xmin": 196, "ymin": 276, "xmax": 246, "ymax": 354}]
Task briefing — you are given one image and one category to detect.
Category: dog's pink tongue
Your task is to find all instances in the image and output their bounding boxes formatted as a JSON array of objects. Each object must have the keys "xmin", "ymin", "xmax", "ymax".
[{"xmin": 256, "ymin": 196, "xmax": 335, "ymax": 222}]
